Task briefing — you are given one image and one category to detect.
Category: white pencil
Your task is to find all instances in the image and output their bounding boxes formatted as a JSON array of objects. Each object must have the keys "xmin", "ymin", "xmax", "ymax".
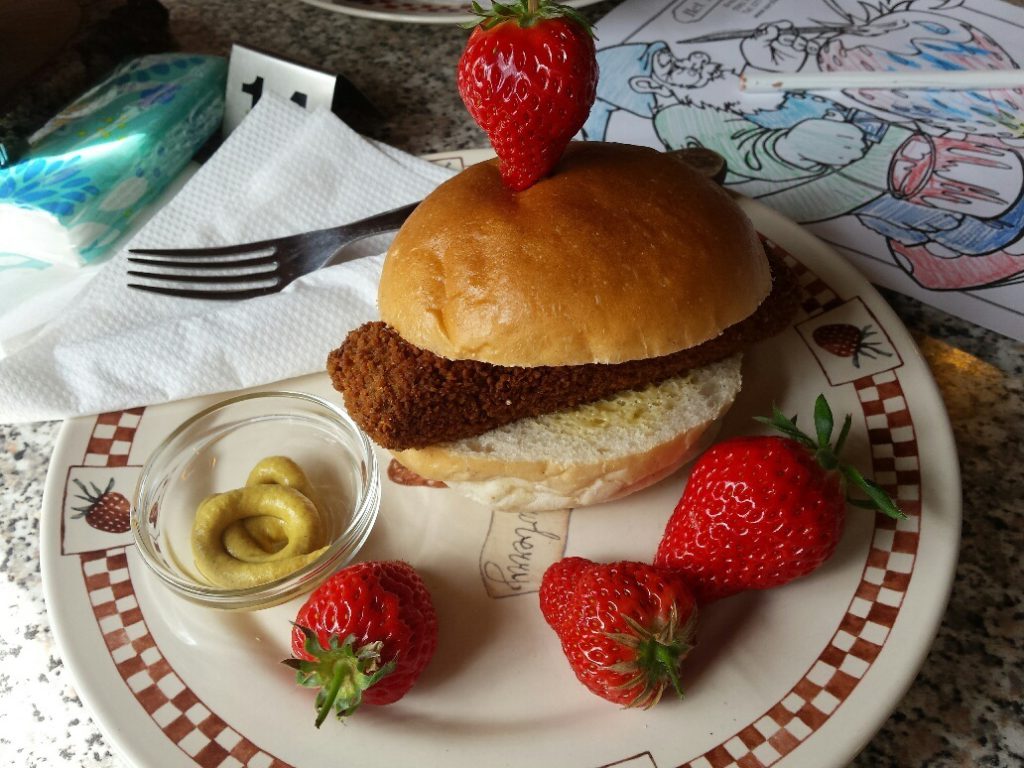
[{"xmin": 740, "ymin": 68, "xmax": 1024, "ymax": 92}]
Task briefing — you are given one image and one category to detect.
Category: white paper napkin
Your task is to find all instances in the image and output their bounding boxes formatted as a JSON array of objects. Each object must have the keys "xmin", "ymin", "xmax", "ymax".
[{"xmin": 0, "ymin": 94, "xmax": 456, "ymax": 423}]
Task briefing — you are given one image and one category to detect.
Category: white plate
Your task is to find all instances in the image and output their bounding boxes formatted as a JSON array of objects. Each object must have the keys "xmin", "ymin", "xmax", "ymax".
[
  {"xmin": 296, "ymin": 0, "xmax": 603, "ymax": 24},
  {"xmin": 41, "ymin": 161, "xmax": 961, "ymax": 768}
]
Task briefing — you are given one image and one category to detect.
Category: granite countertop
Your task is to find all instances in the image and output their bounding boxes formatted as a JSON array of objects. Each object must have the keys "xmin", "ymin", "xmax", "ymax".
[{"xmin": 2, "ymin": 1, "xmax": 1022, "ymax": 766}]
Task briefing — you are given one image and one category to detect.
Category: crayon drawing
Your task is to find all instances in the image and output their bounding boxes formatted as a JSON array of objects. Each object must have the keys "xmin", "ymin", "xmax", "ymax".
[{"xmin": 589, "ymin": 0, "xmax": 1024, "ymax": 339}]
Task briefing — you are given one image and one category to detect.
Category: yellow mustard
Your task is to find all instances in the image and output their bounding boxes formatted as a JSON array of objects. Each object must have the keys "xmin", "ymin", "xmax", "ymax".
[{"xmin": 191, "ymin": 457, "xmax": 329, "ymax": 589}]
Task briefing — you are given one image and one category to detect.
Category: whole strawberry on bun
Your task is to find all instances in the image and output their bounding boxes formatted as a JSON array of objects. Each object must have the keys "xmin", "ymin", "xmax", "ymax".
[{"xmin": 457, "ymin": 0, "xmax": 598, "ymax": 191}]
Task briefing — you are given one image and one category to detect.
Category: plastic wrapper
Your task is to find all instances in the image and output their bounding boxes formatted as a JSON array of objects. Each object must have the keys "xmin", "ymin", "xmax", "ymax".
[{"xmin": 0, "ymin": 53, "xmax": 226, "ymax": 267}]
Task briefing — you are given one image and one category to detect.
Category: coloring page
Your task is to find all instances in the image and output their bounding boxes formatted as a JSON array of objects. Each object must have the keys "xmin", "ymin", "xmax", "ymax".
[{"xmin": 590, "ymin": 0, "xmax": 1024, "ymax": 339}]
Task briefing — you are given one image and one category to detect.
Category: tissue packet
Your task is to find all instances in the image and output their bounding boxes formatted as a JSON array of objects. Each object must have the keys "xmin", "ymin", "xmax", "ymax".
[{"xmin": 0, "ymin": 53, "xmax": 226, "ymax": 267}]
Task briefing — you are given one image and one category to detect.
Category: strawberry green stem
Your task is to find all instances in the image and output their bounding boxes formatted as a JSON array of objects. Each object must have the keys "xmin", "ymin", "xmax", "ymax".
[
  {"xmin": 646, "ymin": 641, "xmax": 686, "ymax": 699},
  {"xmin": 608, "ymin": 606, "xmax": 696, "ymax": 708},
  {"xmin": 755, "ymin": 394, "xmax": 906, "ymax": 520},
  {"xmin": 316, "ymin": 662, "xmax": 347, "ymax": 728},
  {"xmin": 284, "ymin": 625, "xmax": 397, "ymax": 727},
  {"xmin": 312, "ymin": 650, "xmax": 391, "ymax": 727},
  {"xmin": 463, "ymin": 0, "xmax": 596, "ymax": 35}
]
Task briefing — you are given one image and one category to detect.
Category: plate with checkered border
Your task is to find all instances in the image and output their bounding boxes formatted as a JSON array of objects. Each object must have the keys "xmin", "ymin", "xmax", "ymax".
[{"xmin": 40, "ymin": 151, "xmax": 961, "ymax": 768}]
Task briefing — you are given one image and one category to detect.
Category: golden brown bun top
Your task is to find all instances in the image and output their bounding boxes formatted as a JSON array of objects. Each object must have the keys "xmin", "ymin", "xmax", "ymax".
[{"xmin": 378, "ymin": 142, "xmax": 770, "ymax": 367}]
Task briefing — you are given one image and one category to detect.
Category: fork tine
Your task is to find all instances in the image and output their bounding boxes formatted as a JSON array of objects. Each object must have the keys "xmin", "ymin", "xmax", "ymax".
[
  {"xmin": 128, "ymin": 240, "xmax": 278, "ymax": 258},
  {"xmin": 125, "ymin": 269, "xmax": 279, "ymax": 285},
  {"xmin": 126, "ymin": 253, "xmax": 278, "ymax": 270},
  {"xmin": 127, "ymin": 283, "xmax": 279, "ymax": 300}
]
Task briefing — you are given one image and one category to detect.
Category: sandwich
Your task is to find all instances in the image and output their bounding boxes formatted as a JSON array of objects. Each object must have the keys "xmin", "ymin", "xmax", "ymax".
[{"xmin": 327, "ymin": 141, "xmax": 798, "ymax": 512}]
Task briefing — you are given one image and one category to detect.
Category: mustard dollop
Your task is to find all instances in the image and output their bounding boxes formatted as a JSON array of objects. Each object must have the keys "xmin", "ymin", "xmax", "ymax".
[{"xmin": 191, "ymin": 457, "xmax": 329, "ymax": 589}]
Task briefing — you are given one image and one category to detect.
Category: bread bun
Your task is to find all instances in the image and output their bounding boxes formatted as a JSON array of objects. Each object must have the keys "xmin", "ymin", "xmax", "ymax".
[
  {"xmin": 379, "ymin": 142, "xmax": 770, "ymax": 367},
  {"xmin": 391, "ymin": 354, "xmax": 742, "ymax": 512}
]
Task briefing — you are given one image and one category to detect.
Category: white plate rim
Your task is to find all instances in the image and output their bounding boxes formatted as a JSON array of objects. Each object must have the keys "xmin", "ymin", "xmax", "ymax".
[{"xmin": 39, "ymin": 150, "xmax": 962, "ymax": 768}]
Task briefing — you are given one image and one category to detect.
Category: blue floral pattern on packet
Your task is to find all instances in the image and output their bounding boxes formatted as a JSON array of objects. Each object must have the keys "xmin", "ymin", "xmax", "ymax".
[{"xmin": 0, "ymin": 155, "xmax": 100, "ymax": 217}]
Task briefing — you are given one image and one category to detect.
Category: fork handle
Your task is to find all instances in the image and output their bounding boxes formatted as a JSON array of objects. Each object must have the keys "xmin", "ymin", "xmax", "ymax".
[
  {"xmin": 300, "ymin": 201, "xmax": 419, "ymax": 268},
  {"xmin": 320, "ymin": 201, "xmax": 419, "ymax": 245},
  {"xmin": 338, "ymin": 201, "xmax": 420, "ymax": 236}
]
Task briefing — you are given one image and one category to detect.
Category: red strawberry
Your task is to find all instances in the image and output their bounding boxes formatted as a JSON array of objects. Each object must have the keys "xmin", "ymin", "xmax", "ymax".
[
  {"xmin": 71, "ymin": 478, "xmax": 131, "ymax": 533},
  {"xmin": 284, "ymin": 560, "xmax": 438, "ymax": 726},
  {"xmin": 457, "ymin": 0, "xmax": 598, "ymax": 190},
  {"xmin": 540, "ymin": 557, "xmax": 698, "ymax": 708},
  {"xmin": 655, "ymin": 396, "xmax": 903, "ymax": 603}
]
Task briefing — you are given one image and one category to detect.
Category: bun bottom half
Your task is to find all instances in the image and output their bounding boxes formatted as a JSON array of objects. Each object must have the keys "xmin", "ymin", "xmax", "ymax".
[{"xmin": 391, "ymin": 355, "xmax": 742, "ymax": 512}]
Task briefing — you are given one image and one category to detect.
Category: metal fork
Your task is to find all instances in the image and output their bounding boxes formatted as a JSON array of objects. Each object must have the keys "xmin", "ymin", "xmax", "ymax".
[{"xmin": 126, "ymin": 202, "xmax": 419, "ymax": 300}]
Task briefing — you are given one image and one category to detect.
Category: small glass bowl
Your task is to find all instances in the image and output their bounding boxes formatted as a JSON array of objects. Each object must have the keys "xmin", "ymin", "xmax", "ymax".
[{"xmin": 132, "ymin": 390, "xmax": 380, "ymax": 611}]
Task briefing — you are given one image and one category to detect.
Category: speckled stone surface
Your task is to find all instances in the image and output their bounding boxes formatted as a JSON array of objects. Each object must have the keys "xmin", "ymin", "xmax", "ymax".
[{"xmin": 1, "ymin": 1, "xmax": 1022, "ymax": 766}]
